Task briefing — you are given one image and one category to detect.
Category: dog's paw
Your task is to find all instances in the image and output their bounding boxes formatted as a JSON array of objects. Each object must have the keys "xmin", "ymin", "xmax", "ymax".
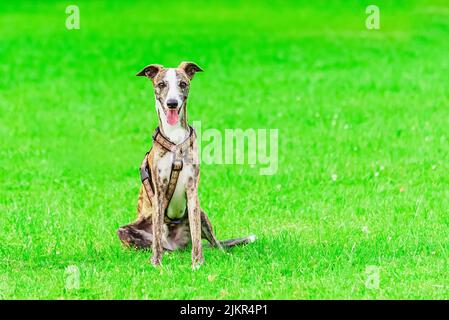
[
  {"xmin": 150, "ymin": 256, "xmax": 163, "ymax": 267},
  {"xmin": 117, "ymin": 227, "xmax": 130, "ymax": 244},
  {"xmin": 192, "ymin": 256, "xmax": 205, "ymax": 270},
  {"xmin": 192, "ymin": 262, "xmax": 203, "ymax": 270}
]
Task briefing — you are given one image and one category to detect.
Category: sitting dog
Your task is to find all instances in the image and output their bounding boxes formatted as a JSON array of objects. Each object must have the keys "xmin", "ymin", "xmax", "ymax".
[{"xmin": 117, "ymin": 62, "xmax": 255, "ymax": 268}]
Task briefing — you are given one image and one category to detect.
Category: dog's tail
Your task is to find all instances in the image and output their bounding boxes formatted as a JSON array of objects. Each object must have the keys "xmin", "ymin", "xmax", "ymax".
[
  {"xmin": 201, "ymin": 210, "xmax": 256, "ymax": 249},
  {"xmin": 219, "ymin": 235, "xmax": 257, "ymax": 248}
]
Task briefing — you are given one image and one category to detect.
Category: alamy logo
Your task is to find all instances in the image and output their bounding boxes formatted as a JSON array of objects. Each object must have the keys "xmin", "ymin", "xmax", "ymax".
[
  {"xmin": 364, "ymin": 265, "xmax": 380, "ymax": 289},
  {"xmin": 65, "ymin": 5, "xmax": 80, "ymax": 30},
  {"xmin": 193, "ymin": 121, "xmax": 278, "ymax": 175},
  {"xmin": 365, "ymin": 5, "xmax": 380, "ymax": 30},
  {"xmin": 65, "ymin": 265, "xmax": 80, "ymax": 290}
]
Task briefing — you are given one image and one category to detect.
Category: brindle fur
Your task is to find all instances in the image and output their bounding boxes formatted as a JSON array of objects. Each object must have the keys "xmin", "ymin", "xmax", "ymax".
[{"xmin": 117, "ymin": 62, "xmax": 255, "ymax": 269}]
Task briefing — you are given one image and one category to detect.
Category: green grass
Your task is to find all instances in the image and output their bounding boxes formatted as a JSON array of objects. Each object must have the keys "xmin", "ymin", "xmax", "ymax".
[{"xmin": 1, "ymin": 0, "xmax": 449, "ymax": 299}]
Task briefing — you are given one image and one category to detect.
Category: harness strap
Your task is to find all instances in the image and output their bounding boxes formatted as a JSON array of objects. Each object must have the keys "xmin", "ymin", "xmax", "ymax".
[
  {"xmin": 152, "ymin": 127, "xmax": 177, "ymax": 152},
  {"xmin": 139, "ymin": 126, "xmax": 196, "ymax": 218},
  {"xmin": 164, "ymin": 156, "xmax": 183, "ymax": 209},
  {"xmin": 152, "ymin": 126, "xmax": 195, "ymax": 153},
  {"xmin": 140, "ymin": 152, "xmax": 154, "ymax": 206}
]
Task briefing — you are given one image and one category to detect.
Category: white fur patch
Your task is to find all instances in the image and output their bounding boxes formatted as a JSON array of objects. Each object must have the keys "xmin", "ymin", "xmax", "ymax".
[
  {"xmin": 157, "ymin": 152, "xmax": 194, "ymax": 220},
  {"xmin": 164, "ymin": 69, "xmax": 182, "ymax": 106}
]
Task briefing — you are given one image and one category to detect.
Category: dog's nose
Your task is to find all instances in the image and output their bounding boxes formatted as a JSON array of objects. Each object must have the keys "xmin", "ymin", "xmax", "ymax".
[{"xmin": 167, "ymin": 99, "xmax": 178, "ymax": 109}]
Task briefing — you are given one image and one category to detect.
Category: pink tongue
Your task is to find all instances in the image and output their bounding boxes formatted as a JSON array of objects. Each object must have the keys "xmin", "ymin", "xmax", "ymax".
[{"xmin": 167, "ymin": 109, "xmax": 179, "ymax": 125}]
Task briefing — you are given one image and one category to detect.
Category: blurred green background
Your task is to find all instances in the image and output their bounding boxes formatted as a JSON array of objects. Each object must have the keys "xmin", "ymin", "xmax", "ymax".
[{"xmin": 0, "ymin": 0, "xmax": 448, "ymax": 299}]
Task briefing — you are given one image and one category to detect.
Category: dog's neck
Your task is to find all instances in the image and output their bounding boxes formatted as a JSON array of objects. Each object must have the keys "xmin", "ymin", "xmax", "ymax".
[{"xmin": 155, "ymin": 99, "xmax": 189, "ymax": 145}]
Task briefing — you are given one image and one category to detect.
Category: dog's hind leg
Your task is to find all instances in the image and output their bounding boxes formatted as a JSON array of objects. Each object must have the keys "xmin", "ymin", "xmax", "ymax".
[
  {"xmin": 117, "ymin": 218, "xmax": 175, "ymax": 251},
  {"xmin": 117, "ymin": 218, "xmax": 154, "ymax": 250},
  {"xmin": 117, "ymin": 185, "xmax": 155, "ymax": 250},
  {"xmin": 200, "ymin": 210, "xmax": 223, "ymax": 250}
]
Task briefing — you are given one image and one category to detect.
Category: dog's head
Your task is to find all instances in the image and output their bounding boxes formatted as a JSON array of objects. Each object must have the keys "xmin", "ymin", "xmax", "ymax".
[{"xmin": 137, "ymin": 61, "xmax": 203, "ymax": 126}]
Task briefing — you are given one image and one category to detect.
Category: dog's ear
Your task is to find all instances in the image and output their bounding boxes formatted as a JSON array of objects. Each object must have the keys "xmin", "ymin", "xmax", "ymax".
[
  {"xmin": 136, "ymin": 64, "xmax": 164, "ymax": 79},
  {"xmin": 178, "ymin": 61, "xmax": 203, "ymax": 79}
]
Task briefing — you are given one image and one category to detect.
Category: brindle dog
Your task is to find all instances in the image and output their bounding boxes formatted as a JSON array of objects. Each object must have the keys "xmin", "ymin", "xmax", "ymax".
[{"xmin": 117, "ymin": 62, "xmax": 255, "ymax": 269}]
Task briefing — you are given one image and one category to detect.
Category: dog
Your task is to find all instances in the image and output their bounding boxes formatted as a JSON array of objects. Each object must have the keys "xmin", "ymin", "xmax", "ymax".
[{"xmin": 117, "ymin": 62, "xmax": 256, "ymax": 269}]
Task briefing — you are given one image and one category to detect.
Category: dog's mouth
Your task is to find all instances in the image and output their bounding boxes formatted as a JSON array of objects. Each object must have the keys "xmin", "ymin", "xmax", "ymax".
[{"xmin": 165, "ymin": 108, "xmax": 180, "ymax": 125}]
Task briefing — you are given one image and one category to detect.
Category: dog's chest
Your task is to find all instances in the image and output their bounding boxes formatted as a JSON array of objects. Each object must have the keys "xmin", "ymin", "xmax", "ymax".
[{"xmin": 157, "ymin": 152, "xmax": 193, "ymax": 220}]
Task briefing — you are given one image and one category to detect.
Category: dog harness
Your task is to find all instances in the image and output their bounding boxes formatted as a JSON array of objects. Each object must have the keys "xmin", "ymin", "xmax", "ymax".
[{"xmin": 140, "ymin": 126, "xmax": 196, "ymax": 223}]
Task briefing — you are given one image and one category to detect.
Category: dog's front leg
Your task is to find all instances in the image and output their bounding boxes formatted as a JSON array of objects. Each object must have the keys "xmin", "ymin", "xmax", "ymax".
[
  {"xmin": 150, "ymin": 180, "xmax": 165, "ymax": 267},
  {"xmin": 186, "ymin": 178, "xmax": 204, "ymax": 269}
]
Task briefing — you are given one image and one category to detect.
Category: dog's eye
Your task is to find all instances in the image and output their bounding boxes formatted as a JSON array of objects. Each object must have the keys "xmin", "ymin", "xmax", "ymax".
[
  {"xmin": 157, "ymin": 82, "xmax": 166, "ymax": 89},
  {"xmin": 179, "ymin": 81, "xmax": 187, "ymax": 89}
]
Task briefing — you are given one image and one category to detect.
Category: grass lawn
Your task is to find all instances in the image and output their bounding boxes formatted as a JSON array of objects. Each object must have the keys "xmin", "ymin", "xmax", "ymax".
[{"xmin": 1, "ymin": 0, "xmax": 449, "ymax": 299}]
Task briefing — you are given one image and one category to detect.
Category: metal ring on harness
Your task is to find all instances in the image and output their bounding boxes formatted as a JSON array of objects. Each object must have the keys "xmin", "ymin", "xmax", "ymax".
[{"xmin": 172, "ymin": 160, "xmax": 183, "ymax": 171}]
